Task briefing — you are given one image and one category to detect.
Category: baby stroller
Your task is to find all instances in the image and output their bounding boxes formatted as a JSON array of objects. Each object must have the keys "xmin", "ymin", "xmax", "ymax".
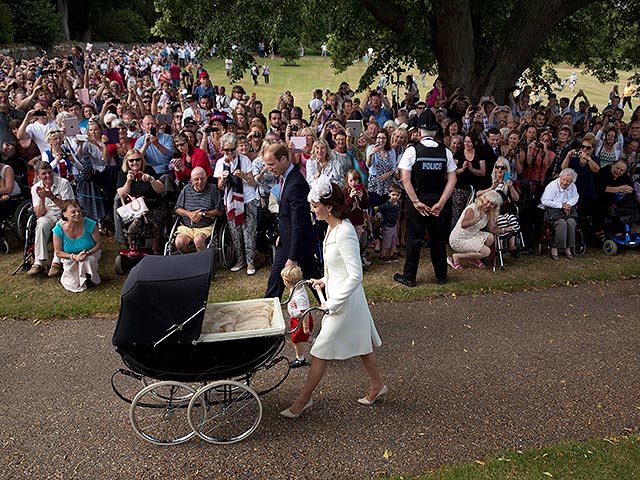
[
  {"xmin": 111, "ymin": 249, "xmax": 323, "ymax": 445},
  {"xmin": 601, "ymin": 193, "xmax": 640, "ymax": 255}
]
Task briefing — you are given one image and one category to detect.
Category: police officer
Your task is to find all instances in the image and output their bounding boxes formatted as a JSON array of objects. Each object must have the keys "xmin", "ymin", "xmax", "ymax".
[{"xmin": 394, "ymin": 110, "xmax": 457, "ymax": 286}]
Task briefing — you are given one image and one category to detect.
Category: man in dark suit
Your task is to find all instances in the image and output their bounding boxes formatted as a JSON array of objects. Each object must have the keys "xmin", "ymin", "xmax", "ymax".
[
  {"xmin": 478, "ymin": 127, "xmax": 502, "ymax": 188},
  {"xmin": 263, "ymin": 143, "xmax": 320, "ymax": 299}
]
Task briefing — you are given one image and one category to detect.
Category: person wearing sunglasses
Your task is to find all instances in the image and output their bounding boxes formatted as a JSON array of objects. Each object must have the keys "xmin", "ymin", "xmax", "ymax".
[
  {"xmin": 561, "ymin": 132, "xmax": 600, "ymax": 223},
  {"xmin": 214, "ymin": 132, "xmax": 258, "ymax": 275},
  {"xmin": 171, "ymin": 132, "xmax": 212, "ymax": 183},
  {"xmin": 116, "ymin": 149, "xmax": 165, "ymax": 253}
]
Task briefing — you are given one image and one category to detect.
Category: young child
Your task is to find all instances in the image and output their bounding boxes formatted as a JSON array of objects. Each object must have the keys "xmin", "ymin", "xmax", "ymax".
[
  {"xmin": 281, "ymin": 265, "xmax": 313, "ymax": 368},
  {"xmin": 343, "ymin": 169, "xmax": 371, "ymax": 268},
  {"xmin": 376, "ymin": 183, "xmax": 402, "ymax": 261}
]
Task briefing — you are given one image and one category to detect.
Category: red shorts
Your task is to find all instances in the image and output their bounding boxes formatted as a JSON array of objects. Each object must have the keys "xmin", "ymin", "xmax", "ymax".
[{"xmin": 290, "ymin": 314, "xmax": 313, "ymax": 344}]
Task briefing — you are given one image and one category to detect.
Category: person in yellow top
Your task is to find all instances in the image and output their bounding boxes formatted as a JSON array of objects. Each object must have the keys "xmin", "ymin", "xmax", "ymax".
[{"xmin": 622, "ymin": 81, "xmax": 637, "ymax": 111}]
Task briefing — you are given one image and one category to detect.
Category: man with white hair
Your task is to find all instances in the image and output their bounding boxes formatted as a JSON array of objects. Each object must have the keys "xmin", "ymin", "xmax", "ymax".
[
  {"xmin": 394, "ymin": 110, "xmax": 457, "ymax": 287},
  {"xmin": 174, "ymin": 167, "xmax": 223, "ymax": 253}
]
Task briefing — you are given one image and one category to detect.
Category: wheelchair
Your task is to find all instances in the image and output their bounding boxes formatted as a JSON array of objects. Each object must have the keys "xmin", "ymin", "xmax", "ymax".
[
  {"xmin": 601, "ymin": 194, "xmax": 640, "ymax": 256},
  {"xmin": 537, "ymin": 205, "xmax": 587, "ymax": 257},
  {"xmin": 490, "ymin": 199, "xmax": 526, "ymax": 271},
  {"xmin": 11, "ymin": 204, "xmax": 37, "ymax": 275},
  {"xmin": 163, "ymin": 214, "xmax": 236, "ymax": 269},
  {"xmin": 0, "ymin": 173, "xmax": 35, "ymax": 250},
  {"xmin": 255, "ymin": 207, "xmax": 278, "ymax": 266}
]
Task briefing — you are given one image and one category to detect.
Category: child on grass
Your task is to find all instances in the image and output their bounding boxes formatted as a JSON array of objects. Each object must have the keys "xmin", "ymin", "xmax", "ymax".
[
  {"xmin": 281, "ymin": 265, "xmax": 313, "ymax": 368},
  {"xmin": 343, "ymin": 169, "xmax": 371, "ymax": 268},
  {"xmin": 375, "ymin": 183, "xmax": 402, "ymax": 261}
]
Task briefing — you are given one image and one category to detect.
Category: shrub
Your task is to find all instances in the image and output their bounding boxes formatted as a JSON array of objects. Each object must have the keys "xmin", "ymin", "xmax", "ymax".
[{"xmin": 279, "ymin": 37, "xmax": 300, "ymax": 65}]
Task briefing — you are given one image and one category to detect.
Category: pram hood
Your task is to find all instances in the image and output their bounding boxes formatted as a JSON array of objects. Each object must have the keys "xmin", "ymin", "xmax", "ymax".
[{"xmin": 112, "ymin": 249, "xmax": 214, "ymax": 347}]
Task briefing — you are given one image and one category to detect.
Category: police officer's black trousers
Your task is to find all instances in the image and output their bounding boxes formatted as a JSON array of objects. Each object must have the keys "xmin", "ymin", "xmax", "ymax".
[{"xmin": 402, "ymin": 201, "xmax": 449, "ymax": 283}]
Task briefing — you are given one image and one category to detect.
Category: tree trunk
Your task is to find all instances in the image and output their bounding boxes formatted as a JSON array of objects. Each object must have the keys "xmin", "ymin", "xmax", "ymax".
[
  {"xmin": 433, "ymin": 0, "xmax": 476, "ymax": 98},
  {"xmin": 360, "ymin": 0, "xmax": 598, "ymax": 104},
  {"xmin": 57, "ymin": 0, "xmax": 70, "ymax": 41}
]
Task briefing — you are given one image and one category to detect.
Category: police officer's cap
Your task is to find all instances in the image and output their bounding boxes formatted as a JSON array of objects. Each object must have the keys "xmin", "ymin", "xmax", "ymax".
[{"xmin": 417, "ymin": 110, "xmax": 439, "ymax": 130}]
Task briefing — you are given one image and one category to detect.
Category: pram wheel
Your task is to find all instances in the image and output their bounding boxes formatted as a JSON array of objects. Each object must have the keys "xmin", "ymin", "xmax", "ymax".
[
  {"xmin": 602, "ymin": 239, "xmax": 618, "ymax": 256},
  {"xmin": 141, "ymin": 376, "xmax": 201, "ymax": 402},
  {"xmin": 0, "ymin": 238, "xmax": 8, "ymax": 255},
  {"xmin": 130, "ymin": 381, "xmax": 198, "ymax": 445},
  {"xmin": 188, "ymin": 380, "xmax": 262, "ymax": 444}
]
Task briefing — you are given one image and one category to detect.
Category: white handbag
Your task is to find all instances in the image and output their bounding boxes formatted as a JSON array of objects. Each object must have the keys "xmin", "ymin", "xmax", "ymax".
[{"xmin": 116, "ymin": 195, "xmax": 149, "ymax": 223}]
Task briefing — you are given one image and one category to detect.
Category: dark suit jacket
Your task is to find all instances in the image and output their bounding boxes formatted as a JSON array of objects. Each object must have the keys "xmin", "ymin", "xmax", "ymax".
[
  {"xmin": 478, "ymin": 142, "xmax": 500, "ymax": 189},
  {"xmin": 278, "ymin": 166, "xmax": 316, "ymax": 262}
]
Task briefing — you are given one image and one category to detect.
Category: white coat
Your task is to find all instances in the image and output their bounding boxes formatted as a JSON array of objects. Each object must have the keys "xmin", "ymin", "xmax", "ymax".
[{"xmin": 310, "ymin": 220, "xmax": 382, "ymax": 360}]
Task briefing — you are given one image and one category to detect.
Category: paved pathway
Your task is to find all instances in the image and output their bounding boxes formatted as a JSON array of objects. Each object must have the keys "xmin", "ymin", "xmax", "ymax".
[{"xmin": 2, "ymin": 279, "xmax": 639, "ymax": 479}]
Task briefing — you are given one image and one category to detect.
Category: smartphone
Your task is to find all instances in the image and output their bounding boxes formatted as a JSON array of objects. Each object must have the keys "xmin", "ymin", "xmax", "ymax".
[
  {"xmin": 104, "ymin": 128, "xmax": 119, "ymax": 144},
  {"xmin": 156, "ymin": 113, "xmax": 174, "ymax": 125},
  {"xmin": 149, "ymin": 127, "xmax": 157, "ymax": 136},
  {"xmin": 503, "ymin": 171, "xmax": 511, "ymax": 183}
]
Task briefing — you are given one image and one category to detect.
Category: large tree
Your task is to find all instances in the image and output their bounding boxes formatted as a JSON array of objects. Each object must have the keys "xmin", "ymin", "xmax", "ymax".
[
  {"xmin": 329, "ymin": 0, "xmax": 640, "ymax": 101},
  {"xmin": 152, "ymin": 0, "xmax": 640, "ymax": 101}
]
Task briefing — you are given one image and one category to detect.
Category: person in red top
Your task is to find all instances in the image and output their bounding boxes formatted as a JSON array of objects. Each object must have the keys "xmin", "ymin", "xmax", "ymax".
[
  {"xmin": 168, "ymin": 60, "xmax": 182, "ymax": 89},
  {"xmin": 172, "ymin": 132, "xmax": 213, "ymax": 183},
  {"xmin": 105, "ymin": 55, "xmax": 125, "ymax": 92}
]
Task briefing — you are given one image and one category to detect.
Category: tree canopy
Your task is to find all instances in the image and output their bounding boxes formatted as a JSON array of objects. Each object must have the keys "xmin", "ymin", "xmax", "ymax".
[{"xmin": 152, "ymin": 0, "xmax": 640, "ymax": 102}]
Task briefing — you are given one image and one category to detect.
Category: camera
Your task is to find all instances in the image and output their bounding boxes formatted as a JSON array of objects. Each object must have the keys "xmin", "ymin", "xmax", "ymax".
[
  {"xmin": 290, "ymin": 125, "xmax": 298, "ymax": 132},
  {"xmin": 133, "ymin": 171, "xmax": 143, "ymax": 180},
  {"xmin": 251, "ymin": 132, "xmax": 261, "ymax": 139},
  {"xmin": 588, "ymin": 106, "xmax": 598, "ymax": 113},
  {"xmin": 324, "ymin": 104, "xmax": 332, "ymax": 110},
  {"xmin": 535, "ymin": 141, "xmax": 543, "ymax": 148},
  {"xmin": 149, "ymin": 127, "xmax": 157, "ymax": 136}
]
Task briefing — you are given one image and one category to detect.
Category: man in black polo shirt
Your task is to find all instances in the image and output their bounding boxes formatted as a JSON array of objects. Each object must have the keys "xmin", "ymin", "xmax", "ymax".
[{"xmin": 394, "ymin": 111, "xmax": 457, "ymax": 287}]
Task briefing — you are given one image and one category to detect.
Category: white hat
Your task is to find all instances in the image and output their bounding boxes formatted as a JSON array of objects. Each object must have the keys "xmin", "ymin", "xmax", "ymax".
[{"xmin": 408, "ymin": 110, "xmax": 417, "ymax": 117}]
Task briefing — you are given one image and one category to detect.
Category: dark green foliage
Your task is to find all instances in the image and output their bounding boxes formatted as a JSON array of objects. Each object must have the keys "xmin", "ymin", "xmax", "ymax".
[
  {"xmin": 9, "ymin": 0, "xmax": 61, "ymax": 49},
  {"xmin": 279, "ymin": 37, "xmax": 300, "ymax": 65},
  {"xmin": 0, "ymin": 0, "xmax": 13, "ymax": 44},
  {"xmin": 91, "ymin": 8, "xmax": 150, "ymax": 43}
]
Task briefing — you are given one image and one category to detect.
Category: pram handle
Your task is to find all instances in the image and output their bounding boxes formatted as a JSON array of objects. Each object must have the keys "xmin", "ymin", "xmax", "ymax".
[
  {"xmin": 281, "ymin": 279, "xmax": 328, "ymax": 336},
  {"xmin": 153, "ymin": 306, "xmax": 206, "ymax": 347}
]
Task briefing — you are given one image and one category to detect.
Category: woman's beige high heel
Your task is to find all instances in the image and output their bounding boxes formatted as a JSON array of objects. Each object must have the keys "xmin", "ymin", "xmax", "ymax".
[
  {"xmin": 280, "ymin": 399, "xmax": 314, "ymax": 418},
  {"xmin": 358, "ymin": 385, "xmax": 388, "ymax": 406}
]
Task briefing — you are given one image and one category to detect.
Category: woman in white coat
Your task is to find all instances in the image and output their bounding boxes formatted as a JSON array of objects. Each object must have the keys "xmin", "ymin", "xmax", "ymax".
[{"xmin": 281, "ymin": 177, "xmax": 386, "ymax": 418}]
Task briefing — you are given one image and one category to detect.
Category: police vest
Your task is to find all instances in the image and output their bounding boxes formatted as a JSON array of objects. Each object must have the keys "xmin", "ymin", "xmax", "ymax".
[{"xmin": 411, "ymin": 142, "xmax": 449, "ymax": 197}]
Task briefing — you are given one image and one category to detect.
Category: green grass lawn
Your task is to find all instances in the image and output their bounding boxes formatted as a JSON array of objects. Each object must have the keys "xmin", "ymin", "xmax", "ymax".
[
  {"xmin": 416, "ymin": 434, "xmax": 640, "ymax": 480},
  {"xmin": 0, "ymin": 232, "xmax": 638, "ymax": 320},
  {"xmin": 201, "ymin": 56, "xmax": 638, "ymax": 114}
]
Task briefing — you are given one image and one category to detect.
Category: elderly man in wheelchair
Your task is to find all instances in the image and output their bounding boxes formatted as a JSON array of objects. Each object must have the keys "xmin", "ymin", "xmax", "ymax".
[{"xmin": 172, "ymin": 167, "xmax": 224, "ymax": 253}]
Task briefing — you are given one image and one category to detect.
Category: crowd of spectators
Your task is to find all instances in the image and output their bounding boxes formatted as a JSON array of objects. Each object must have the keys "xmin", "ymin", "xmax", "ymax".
[{"xmin": 0, "ymin": 41, "xmax": 638, "ymax": 288}]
